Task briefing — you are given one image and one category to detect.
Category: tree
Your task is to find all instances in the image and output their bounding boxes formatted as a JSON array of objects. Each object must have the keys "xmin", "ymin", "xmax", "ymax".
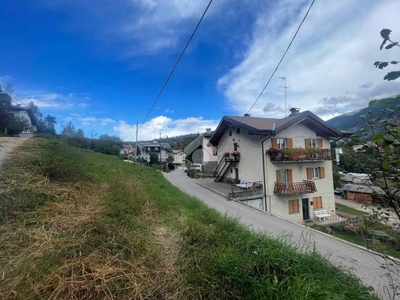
[
  {"xmin": 356, "ymin": 100, "xmax": 400, "ymax": 220},
  {"xmin": 61, "ymin": 120, "xmax": 76, "ymax": 136},
  {"xmin": 374, "ymin": 29, "xmax": 400, "ymax": 81},
  {"xmin": 27, "ymin": 101, "xmax": 43, "ymax": 119}
]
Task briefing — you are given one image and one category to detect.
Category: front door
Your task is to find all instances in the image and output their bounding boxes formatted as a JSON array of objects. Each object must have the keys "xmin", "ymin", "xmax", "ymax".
[
  {"xmin": 302, "ymin": 198, "xmax": 310, "ymax": 220},
  {"xmin": 235, "ymin": 168, "xmax": 239, "ymax": 182}
]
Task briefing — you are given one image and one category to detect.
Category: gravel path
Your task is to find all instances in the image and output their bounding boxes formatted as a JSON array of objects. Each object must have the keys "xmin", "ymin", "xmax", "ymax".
[
  {"xmin": 164, "ymin": 170, "xmax": 400, "ymax": 300},
  {"xmin": 0, "ymin": 137, "xmax": 28, "ymax": 168}
]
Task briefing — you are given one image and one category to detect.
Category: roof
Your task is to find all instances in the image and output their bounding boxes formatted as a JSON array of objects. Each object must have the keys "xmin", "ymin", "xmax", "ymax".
[
  {"xmin": 209, "ymin": 111, "xmax": 341, "ymax": 146},
  {"xmin": 342, "ymin": 184, "xmax": 385, "ymax": 195},
  {"xmin": 9, "ymin": 105, "xmax": 40, "ymax": 128},
  {"xmin": 340, "ymin": 173, "xmax": 371, "ymax": 184},
  {"xmin": 184, "ymin": 134, "xmax": 203, "ymax": 155},
  {"xmin": 171, "ymin": 149, "xmax": 184, "ymax": 154}
]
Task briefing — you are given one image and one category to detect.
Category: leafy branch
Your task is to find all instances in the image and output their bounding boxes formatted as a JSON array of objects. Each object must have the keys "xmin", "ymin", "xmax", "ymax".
[{"xmin": 374, "ymin": 29, "xmax": 400, "ymax": 81}]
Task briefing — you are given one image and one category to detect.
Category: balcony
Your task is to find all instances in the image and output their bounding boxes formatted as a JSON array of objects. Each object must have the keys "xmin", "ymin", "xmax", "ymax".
[
  {"xmin": 270, "ymin": 148, "xmax": 334, "ymax": 163},
  {"xmin": 274, "ymin": 180, "xmax": 317, "ymax": 196}
]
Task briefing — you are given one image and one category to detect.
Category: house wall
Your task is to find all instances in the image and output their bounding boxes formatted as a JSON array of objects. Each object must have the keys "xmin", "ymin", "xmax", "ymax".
[
  {"xmin": 9, "ymin": 108, "xmax": 35, "ymax": 133},
  {"xmin": 217, "ymin": 126, "xmax": 263, "ymax": 182},
  {"xmin": 202, "ymin": 137, "xmax": 218, "ymax": 163},
  {"xmin": 172, "ymin": 151, "xmax": 186, "ymax": 164},
  {"xmin": 263, "ymin": 125, "xmax": 335, "ymax": 223}
]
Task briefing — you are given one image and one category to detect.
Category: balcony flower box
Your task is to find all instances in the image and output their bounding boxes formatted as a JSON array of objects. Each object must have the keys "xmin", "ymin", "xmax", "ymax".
[
  {"xmin": 223, "ymin": 152, "xmax": 230, "ymax": 157},
  {"xmin": 266, "ymin": 147, "xmax": 281, "ymax": 155},
  {"xmin": 231, "ymin": 151, "xmax": 240, "ymax": 157}
]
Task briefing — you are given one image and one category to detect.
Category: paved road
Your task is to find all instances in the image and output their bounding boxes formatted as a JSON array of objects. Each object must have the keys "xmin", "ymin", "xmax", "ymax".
[
  {"xmin": 164, "ymin": 170, "xmax": 400, "ymax": 300},
  {"xmin": 0, "ymin": 137, "xmax": 28, "ymax": 168}
]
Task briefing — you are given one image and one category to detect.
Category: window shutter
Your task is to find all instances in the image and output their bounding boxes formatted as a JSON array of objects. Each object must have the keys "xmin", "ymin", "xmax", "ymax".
[
  {"xmin": 317, "ymin": 139, "xmax": 323, "ymax": 149},
  {"xmin": 271, "ymin": 138, "xmax": 277, "ymax": 148},
  {"xmin": 319, "ymin": 167, "xmax": 325, "ymax": 179},
  {"xmin": 287, "ymin": 169, "xmax": 293, "ymax": 184},
  {"xmin": 289, "ymin": 199, "xmax": 299, "ymax": 214},
  {"xmin": 276, "ymin": 170, "xmax": 281, "ymax": 183},
  {"xmin": 313, "ymin": 196, "xmax": 322, "ymax": 209},
  {"xmin": 287, "ymin": 138, "xmax": 293, "ymax": 149},
  {"xmin": 306, "ymin": 168, "xmax": 312, "ymax": 180},
  {"xmin": 295, "ymin": 199, "xmax": 299, "ymax": 212},
  {"xmin": 305, "ymin": 138, "xmax": 310, "ymax": 149}
]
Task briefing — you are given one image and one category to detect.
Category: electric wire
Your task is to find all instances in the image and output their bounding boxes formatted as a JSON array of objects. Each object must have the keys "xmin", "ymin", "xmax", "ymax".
[
  {"xmin": 140, "ymin": 0, "xmax": 214, "ymax": 128},
  {"xmin": 244, "ymin": 0, "xmax": 316, "ymax": 117}
]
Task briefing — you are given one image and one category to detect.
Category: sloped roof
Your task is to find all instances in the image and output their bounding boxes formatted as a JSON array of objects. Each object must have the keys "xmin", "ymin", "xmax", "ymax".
[
  {"xmin": 342, "ymin": 184, "xmax": 385, "ymax": 195},
  {"xmin": 209, "ymin": 111, "xmax": 341, "ymax": 146},
  {"xmin": 184, "ymin": 134, "xmax": 203, "ymax": 155}
]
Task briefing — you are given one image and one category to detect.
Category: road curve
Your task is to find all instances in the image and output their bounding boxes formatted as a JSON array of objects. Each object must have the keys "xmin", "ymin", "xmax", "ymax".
[{"xmin": 164, "ymin": 170, "xmax": 400, "ymax": 300}]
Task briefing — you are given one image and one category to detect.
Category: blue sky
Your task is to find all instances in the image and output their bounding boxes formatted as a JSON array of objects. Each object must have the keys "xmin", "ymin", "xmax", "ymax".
[{"xmin": 1, "ymin": 0, "xmax": 399, "ymax": 141}]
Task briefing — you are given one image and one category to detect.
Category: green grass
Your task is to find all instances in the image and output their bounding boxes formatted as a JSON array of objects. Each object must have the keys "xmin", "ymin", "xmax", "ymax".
[
  {"xmin": 335, "ymin": 203, "xmax": 370, "ymax": 216},
  {"xmin": 0, "ymin": 137, "xmax": 380, "ymax": 299}
]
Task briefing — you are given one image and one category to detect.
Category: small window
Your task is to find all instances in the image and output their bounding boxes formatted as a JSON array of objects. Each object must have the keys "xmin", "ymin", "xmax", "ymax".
[
  {"xmin": 313, "ymin": 196, "xmax": 323, "ymax": 209},
  {"xmin": 312, "ymin": 167, "xmax": 320, "ymax": 179},
  {"xmin": 237, "ymin": 128, "xmax": 240, "ymax": 134},
  {"xmin": 229, "ymin": 131, "xmax": 232, "ymax": 136},
  {"xmin": 277, "ymin": 138, "xmax": 286, "ymax": 149},
  {"xmin": 288, "ymin": 199, "xmax": 299, "ymax": 214},
  {"xmin": 154, "ymin": 147, "xmax": 159, "ymax": 151}
]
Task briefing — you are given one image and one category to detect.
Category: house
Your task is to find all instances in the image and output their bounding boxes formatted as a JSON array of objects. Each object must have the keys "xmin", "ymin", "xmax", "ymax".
[
  {"xmin": 340, "ymin": 173, "xmax": 372, "ymax": 185},
  {"xmin": 8, "ymin": 104, "xmax": 39, "ymax": 137},
  {"xmin": 171, "ymin": 149, "xmax": 186, "ymax": 165},
  {"xmin": 184, "ymin": 128, "xmax": 218, "ymax": 173},
  {"xmin": 120, "ymin": 145, "xmax": 135, "ymax": 158},
  {"xmin": 342, "ymin": 184, "xmax": 385, "ymax": 204},
  {"xmin": 138, "ymin": 141, "xmax": 171, "ymax": 163},
  {"xmin": 209, "ymin": 108, "xmax": 341, "ymax": 223}
]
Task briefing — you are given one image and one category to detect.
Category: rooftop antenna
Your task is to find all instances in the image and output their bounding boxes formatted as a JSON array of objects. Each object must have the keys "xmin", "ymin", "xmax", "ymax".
[{"xmin": 279, "ymin": 76, "xmax": 289, "ymax": 117}]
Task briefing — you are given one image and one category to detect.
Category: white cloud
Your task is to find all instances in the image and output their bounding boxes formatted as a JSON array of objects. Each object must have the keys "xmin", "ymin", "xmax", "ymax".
[
  {"xmin": 218, "ymin": 0, "xmax": 400, "ymax": 119},
  {"xmin": 79, "ymin": 117, "xmax": 116, "ymax": 126},
  {"xmin": 113, "ymin": 115, "xmax": 219, "ymax": 141}
]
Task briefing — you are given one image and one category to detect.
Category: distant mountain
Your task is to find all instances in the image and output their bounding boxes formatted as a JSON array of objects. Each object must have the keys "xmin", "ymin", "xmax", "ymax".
[{"xmin": 326, "ymin": 95, "xmax": 400, "ymax": 137}]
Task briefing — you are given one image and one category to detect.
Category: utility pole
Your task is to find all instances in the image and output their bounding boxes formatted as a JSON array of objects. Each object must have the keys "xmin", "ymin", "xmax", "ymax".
[
  {"xmin": 135, "ymin": 123, "xmax": 138, "ymax": 162},
  {"xmin": 279, "ymin": 77, "xmax": 289, "ymax": 117}
]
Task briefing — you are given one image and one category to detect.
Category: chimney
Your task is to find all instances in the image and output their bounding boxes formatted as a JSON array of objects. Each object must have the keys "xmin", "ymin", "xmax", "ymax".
[
  {"xmin": 206, "ymin": 128, "xmax": 211, "ymax": 133},
  {"xmin": 289, "ymin": 107, "xmax": 300, "ymax": 116}
]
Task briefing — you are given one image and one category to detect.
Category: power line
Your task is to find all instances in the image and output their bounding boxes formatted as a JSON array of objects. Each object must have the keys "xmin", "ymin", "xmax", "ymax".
[
  {"xmin": 245, "ymin": 0, "xmax": 315, "ymax": 116},
  {"xmin": 140, "ymin": 0, "xmax": 214, "ymax": 127}
]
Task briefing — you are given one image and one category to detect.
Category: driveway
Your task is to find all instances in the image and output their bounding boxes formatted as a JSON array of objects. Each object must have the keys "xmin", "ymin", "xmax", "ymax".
[
  {"xmin": 164, "ymin": 170, "xmax": 400, "ymax": 300},
  {"xmin": 0, "ymin": 137, "xmax": 28, "ymax": 168}
]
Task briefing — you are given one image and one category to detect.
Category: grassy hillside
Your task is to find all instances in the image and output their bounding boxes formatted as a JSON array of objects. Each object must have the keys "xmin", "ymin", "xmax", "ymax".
[{"xmin": 0, "ymin": 137, "xmax": 378, "ymax": 299}]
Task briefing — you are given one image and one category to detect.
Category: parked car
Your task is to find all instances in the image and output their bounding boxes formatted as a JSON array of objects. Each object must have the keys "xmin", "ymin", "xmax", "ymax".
[
  {"xmin": 334, "ymin": 188, "xmax": 343, "ymax": 195},
  {"xmin": 192, "ymin": 164, "xmax": 202, "ymax": 171}
]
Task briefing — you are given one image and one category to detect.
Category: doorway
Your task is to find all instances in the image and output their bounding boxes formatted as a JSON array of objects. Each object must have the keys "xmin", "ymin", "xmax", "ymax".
[{"xmin": 302, "ymin": 198, "xmax": 310, "ymax": 220}]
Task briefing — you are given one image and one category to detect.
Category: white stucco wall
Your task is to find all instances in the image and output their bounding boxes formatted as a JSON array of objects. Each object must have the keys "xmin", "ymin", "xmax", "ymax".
[
  {"xmin": 173, "ymin": 151, "xmax": 186, "ymax": 164},
  {"xmin": 263, "ymin": 125, "xmax": 335, "ymax": 222},
  {"xmin": 217, "ymin": 126, "xmax": 264, "ymax": 182},
  {"xmin": 202, "ymin": 137, "xmax": 218, "ymax": 163}
]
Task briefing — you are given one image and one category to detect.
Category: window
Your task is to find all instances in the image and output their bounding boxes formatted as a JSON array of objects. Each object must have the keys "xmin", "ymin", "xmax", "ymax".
[
  {"xmin": 154, "ymin": 147, "xmax": 159, "ymax": 151},
  {"xmin": 234, "ymin": 143, "xmax": 238, "ymax": 151},
  {"xmin": 313, "ymin": 196, "xmax": 323, "ymax": 209},
  {"xmin": 277, "ymin": 138, "xmax": 286, "ymax": 149},
  {"xmin": 276, "ymin": 169, "xmax": 293, "ymax": 184},
  {"xmin": 305, "ymin": 138, "xmax": 323, "ymax": 149},
  {"xmin": 229, "ymin": 131, "xmax": 232, "ymax": 136},
  {"xmin": 288, "ymin": 199, "xmax": 299, "ymax": 214},
  {"xmin": 271, "ymin": 138, "xmax": 292, "ymax": 149},
  {"xmin": 306, "ymin": 167, "xmax": 325, "ymax": 180},
  {"xmin": 237, "ymin": 128, "xmax": 240, "ymax": 134},
  {"xmin": 312, "ymin": 167, "xmax": 319, "ymax": 179},
  {"xmin": 309, "ymin": 139, "xmax": 317, "ymax": 149}
]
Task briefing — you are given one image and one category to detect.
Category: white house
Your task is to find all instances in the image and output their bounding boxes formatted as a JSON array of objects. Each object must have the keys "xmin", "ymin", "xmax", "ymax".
[
  {"xmin": 184, "ymin": 128, "xmax": 218, "ymax": 173},
  {"xmin": 171, "ymin": 149, "xmax": 186, "ymax": 165},
  {"xmin": 138, "ymin": 141, "xmax": 171, "ymax": 163},
  {"xmin": 8, "ymin": 105, "xmax": 39, "ymax": 137},
  {"xmin": 209, "ymin": 108, "xmax": 341, "ymax": 223}
]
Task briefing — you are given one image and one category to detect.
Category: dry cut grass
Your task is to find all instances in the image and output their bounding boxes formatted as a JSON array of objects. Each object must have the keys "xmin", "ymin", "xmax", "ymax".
[{"xmin": 0, "ymin": 137, "xmax": 184, "ymax": 299}]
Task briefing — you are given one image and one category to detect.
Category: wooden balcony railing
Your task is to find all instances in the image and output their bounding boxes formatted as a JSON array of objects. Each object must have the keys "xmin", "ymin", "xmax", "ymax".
[
  {"xmin": 270, "ymin": 148, "xmax": 334, "ymax": 163},
  {"xmin": 274, "ymin": 180, "xmax": 317, "ymax": 196}
]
